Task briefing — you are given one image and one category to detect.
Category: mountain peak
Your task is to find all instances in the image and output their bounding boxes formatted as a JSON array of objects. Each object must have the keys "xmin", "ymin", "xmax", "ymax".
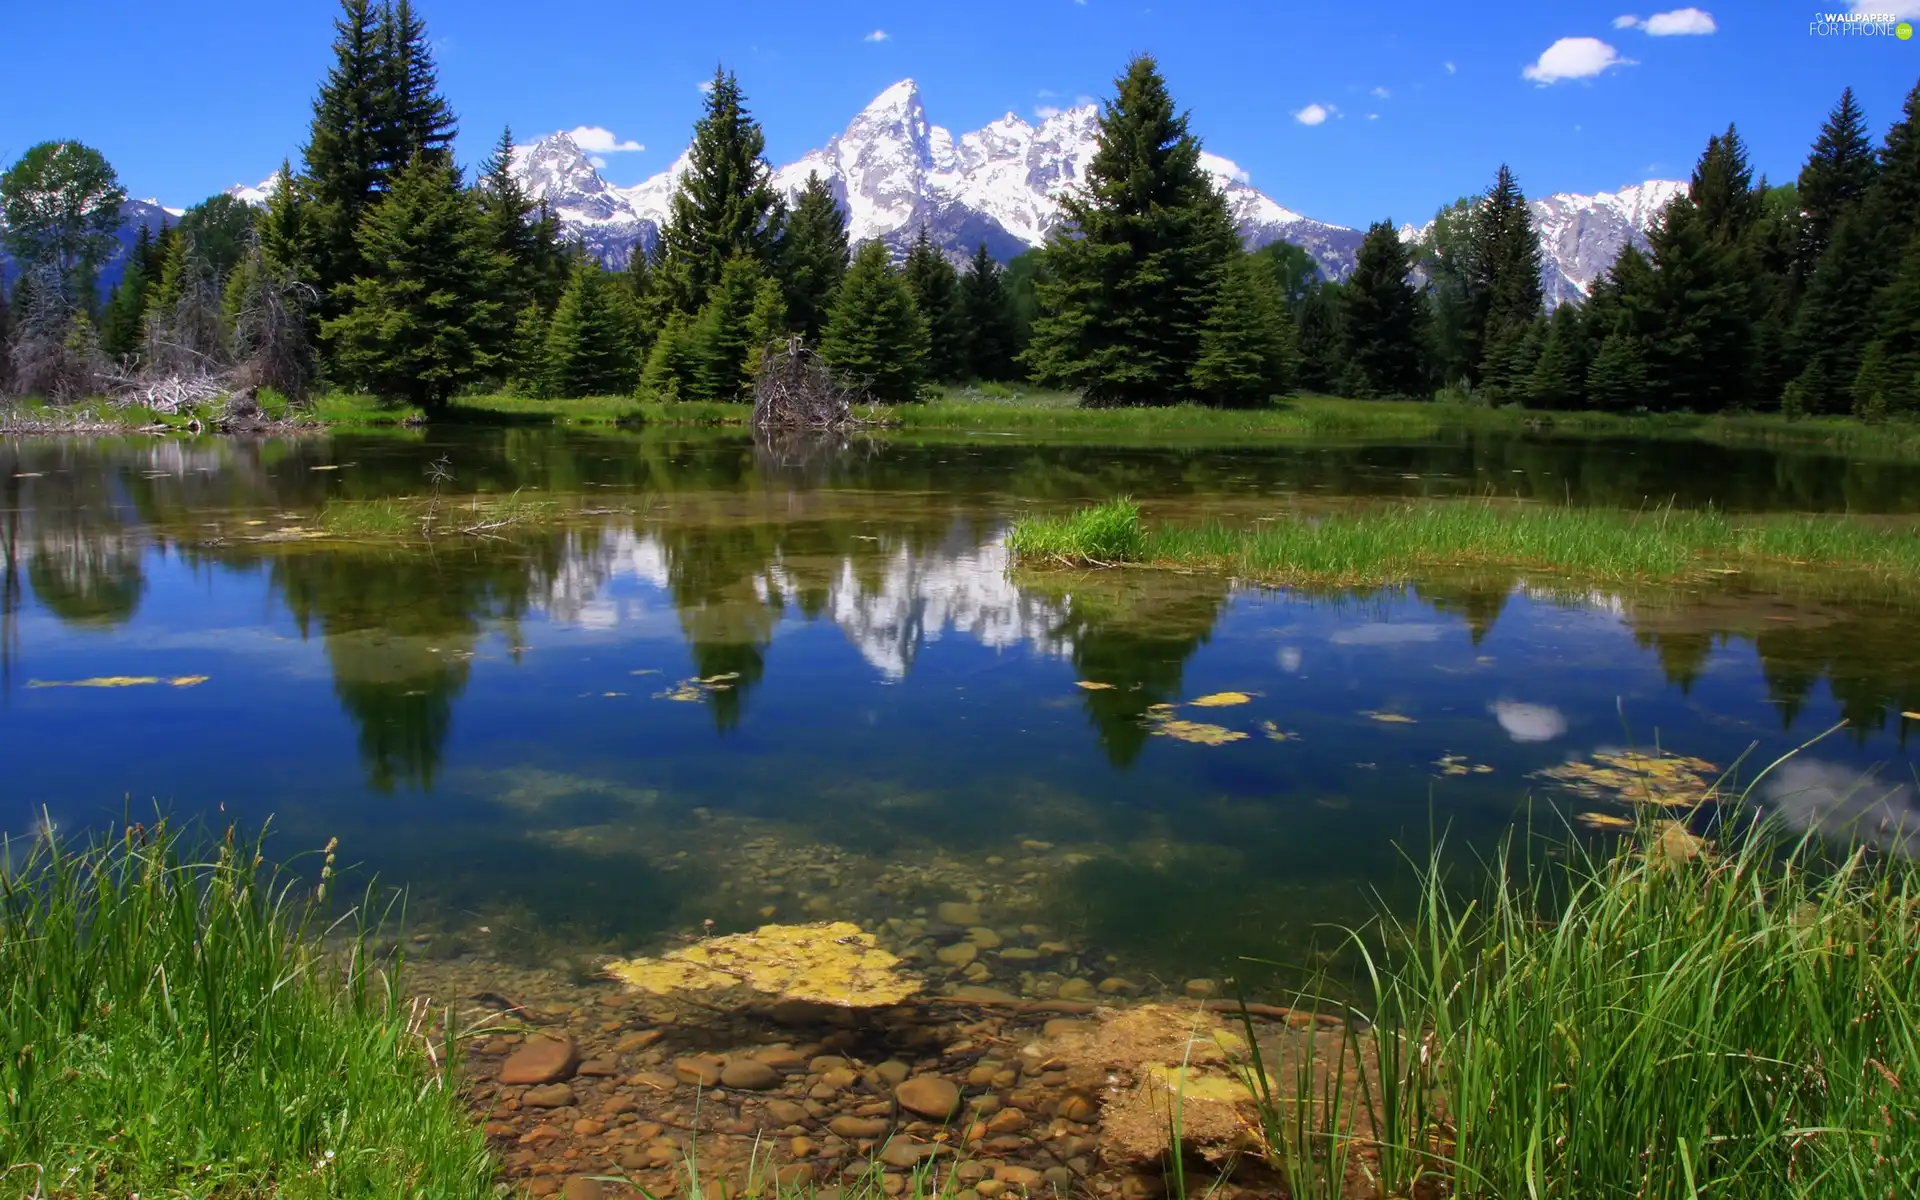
[{"xmin": 864, "ymin": 79, "xmax": 923, "ymax": 114}]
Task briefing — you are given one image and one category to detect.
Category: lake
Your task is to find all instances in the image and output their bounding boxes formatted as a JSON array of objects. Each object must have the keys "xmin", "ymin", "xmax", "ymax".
[{"xmin": 5, "ymin": 427, "xmax": 1918, "ymax": 994}]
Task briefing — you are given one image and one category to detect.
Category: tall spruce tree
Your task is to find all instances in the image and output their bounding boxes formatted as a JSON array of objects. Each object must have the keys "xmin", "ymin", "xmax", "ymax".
[
  {"xmin": 475, "ymin": 126, "xmax": 538, "ymax": 367},
  {"xmin": 661, "ymin": 68, "xmax": 782, "ymax": 310},
  {"xmin": 543, "ymin": 261, "xmax": 638, "ymax": 397},
  {"xmin": 375, "ymin": 0, "xmax": 457, "ymax": 174},
  {"xmin": 1854, "ymin": 232, "xmax": 1920, "ymax": 418},
  {"xmin": 322, "ymin": 152, "xmax": 504, "ymax": 407},
  {"xmin": 685, "ymin": 254, "xmax": 769, "ymax": 401},
  {"xmin": 98, "ymin": 226, "xmax": 154, "ymax": 358},
  {"xmin": 904, "ymin": 229, "xmax": 966, "ymax": 382},
  {"xmin": 1418, "ymin": 196, "xmax": 1479, "ymax": 384},
  {"xmin": 1586, "ymin": 330, "xmax": 1651, "ymax": 410},
  {"xmin": 822, "ymin": 239, "xmax": 928, "ymax": 403},
  {"xmin": 301, "ymin": 0, "xmax": 388, "ymax": 302},
  {"xmin": 776, "ymin": 172, "xmax": 848, "ymax": 343},
  {"xmin": 1643, "ymin": 195, "xmax": 1753, "ymax": 411},
  {"xmin": 1468, "ymin": 166, "xmax": 1545, "ymax": 398},
  {"xmin": 1292, "ymin": 283, "xmax": 1346, "ymax": 394},
  {"xmin": 1340, "ymin": 221, "xmax": 1425, "ymax": 399},
  {"xmin": 1797, "ymin": 88, "xmax": 1878, "ymax": 276},
  {"xmin": 1527, "ymin": 303, "xmax": 1587, "ymax": 409},
  {"xmin": 1689, "ymin": 125, "xmax": 1763, "ymax": 244},
  {"xmin": 506, "ymin": 300, "xmax": 551, "ymax": 396},
  {"xmin": 960, "ymin": 242, "xmax": 1018, "ymax": 381},
  {"xmin": 1789, "ymin": 208, "xmax": 1878, "ymax": 414},
  {"xmin": 1189, "ymin": 252, "xmax": 1296, "ymax": 406},
  {"xmin": 742, "ymin": 274, "xmax": 788, "ymax": 380},
  {"xmin": 1872, "ymin": 81, "xmax": 1920, "ymax": 249},
  {"xmin": 1024, "ymin": 54, "xmax": 1239, "ymax": 406}
]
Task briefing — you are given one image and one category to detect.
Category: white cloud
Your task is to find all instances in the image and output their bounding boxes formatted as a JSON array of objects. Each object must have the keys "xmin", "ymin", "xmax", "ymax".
[
  {"xmin": 1294, "ymin": 103, "xmax": 1332, "ymax": 126},
  {"xmin": 1370, "ymin": 85, "xmax": 1391, "ymax": 98},
  {"xmin": 697, "ymin": 79, "xmax": 715, "ymax": 94},
  {"xmin": 1034, "ymin": 104, "xmax": 1062, "ymax": 119},
  {"xmin": 1444, "ymin": 60, "xmax": 1457, "ymax": 73},
  {"xmin": 1075, "ymin": 93, "xmax": 1096, "ymax": 107},
  {"xmin": 864, "ymin": 28, "xmax": 889, "ymax": 42},
  {"xmin": 1366, "ymin": 112, "xmax": 1380, "ymax": 120},
  {"xmin": 1523, "ymin": 37, "xmax": 1633, "ymax": 84},
  {"xmin": 1198, "ymin": 151, "xmax": 1250, "ymax": 184},
  {"xmin": 1618, "ymin": 7, "xmax": 1717, "ymax": 34},
  {"xmin": 588, "ymin": 155, "xmax": 607, "ymax": 168},
  {"xmin": 565, "ymin": 125, "xmax": 644, "ymax": 154}
]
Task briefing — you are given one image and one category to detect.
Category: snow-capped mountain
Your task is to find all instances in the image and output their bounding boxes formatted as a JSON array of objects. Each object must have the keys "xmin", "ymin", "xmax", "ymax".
[
  {"xmin": 1529, "ymin": 180, "xmax": 1688, "ymax": 304},
  {"xmin": 509, "ymin": 79, "xmax": 1363, "ymax": 278},
  {"xmin": 195, "ymin": 79, "xmax": 1685, "ymax": 307}
]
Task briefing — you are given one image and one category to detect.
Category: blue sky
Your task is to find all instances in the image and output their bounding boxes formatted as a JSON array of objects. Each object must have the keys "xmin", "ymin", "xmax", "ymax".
[{"xmin": 2, "ymin": 0, "xmax": 1915, "ymax": 229}]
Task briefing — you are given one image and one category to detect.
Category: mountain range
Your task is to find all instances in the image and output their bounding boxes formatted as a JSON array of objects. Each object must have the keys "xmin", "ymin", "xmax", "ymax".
[
  {"xmin": 496, "ymin": 79, "xmax": 1687, "ymax": 306},
  {"xmin": 4, "ymin": 79, "xmax": 1683, "ymax": 308}
]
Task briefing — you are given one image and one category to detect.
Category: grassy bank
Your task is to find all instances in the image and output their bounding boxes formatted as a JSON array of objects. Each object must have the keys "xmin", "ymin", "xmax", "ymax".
[
  {"xmin": 1249, "ymin": 818, "xmax": 1920, "ymax": 1198},
  {"xmin": 0, "ymin": 823, "xmax": 494, "ymax": 1198},
  {"xmin": 1008, "ymin": 496, "xmax": 1920, "ymax": 587}
]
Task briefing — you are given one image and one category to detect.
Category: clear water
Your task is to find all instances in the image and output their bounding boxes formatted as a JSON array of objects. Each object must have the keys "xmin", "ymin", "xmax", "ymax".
[{"xmin": 5, "ymin": 428, "xmax": 1918, "ymax": 990}]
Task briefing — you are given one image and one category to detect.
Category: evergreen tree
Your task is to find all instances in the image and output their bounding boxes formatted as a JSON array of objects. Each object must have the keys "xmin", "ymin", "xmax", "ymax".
[
  {"xmin": 259, "ymin": 161, "xmax": 313, "ymax": 278},
  {"xmin": 1690, "ymin": 125, "xmax": 1763, "ymax": 244},
  {"xmin": 322, "ymin": 152, "xmax": 504, "ymax": 408},
  {"xmin": 742, "ymin": 274, "xmax": 788, "ymax": 381},
  {"xmin": 98, "ymin": 230, "xmax": 153, "ymax": 359},
  {"xmin": 1869, "ymin": 80, "xmax": 1920, "ymax": 248},
  {"xmin": 375, "ymin": 0, "xmax": 456, "ymax": 174},
  {"xmin": 526, "ymin": 199, "xmax": 570, "ymax": 311},
  {"xmin": 1468, "ymin": 165, "xmax": 1545, "ymax": 396},
  {"xmin": 543, "ymin": 261, "xmax": 638, "ymax": 397},
  {"xmin": 822, "ymin": 239, "xmax": 929, "ymax": 403},
  {"xmin": 1418, "ymin": 196, "xmax": 1480, "ymax": 385},
  {"xmin": 505, "ymin": 300, "xmax": 550, "ymax": 396},
  {"xmin": 1788, "ymin": 209, "xmax": 1878, "ymax": 413},
  {"xmin": 301, "ymin": 0, "xmax": 388, "ymax": 302},
  {"xmin": 1855, "ymin": 233, "xmax": 1920, "ymax": 417},
  {"xmin": 686, "ymin": 254, "xmax": 768, "ymax": 401},
  {"xmin": 776, "ymin": 171, "xmax": 848, "ymax": 343},
  {"xmin": 1292, "ymin": 283, "xmax": 1346, "ymax": 394},
  {"xmin": 1797, "ymin": 87, "xmax": 1878, "ymax": 275},
  {"xmin": 1642, "ymin": 196, "xmax": 1752, "ymax": 411},
  {"xmin": 960, "ymin": 242, "xmax": 1018, "ymax": 381},
  {"xmin": 661, "ymin": 68, "xmax": 782, "ymax": 310},
  {"xmin": 1024, "ymin": 54, "xmax": 1239, "ymax": 406},
  {"xmin": 1527, "ymin": 303, "xmax": 1587, "ymax": 409},
  {"xmin": 904, "ymin": 228, "xmax": 966, "ymax": 382},
  {"xmin": 1586, "ymin": 329, "xmax": 1650, "ymax": 410},
  {"xmin": 475, "ymin": 126, "xmax": 537, "ymax": 367},
  {"xmin": 1340, "ymin": 221, "xmax": 1425, "ymax": 399},
  {"xmin": 641, "ymin": 311, "xmax": 697, "ymax": 399},
  {"xmin": 1189, "ymin": 252, "xmax": 1296, "ymax": 406}
]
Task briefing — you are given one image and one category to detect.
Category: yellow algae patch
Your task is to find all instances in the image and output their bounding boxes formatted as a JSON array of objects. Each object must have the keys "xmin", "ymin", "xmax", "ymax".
[
  {"xmin": 1534, "ymin": 749, "xmax": 1720, "ymax": 809},
  {"xmin": 605, "ymin": 921, "xmax": 920, "ymax": 1007},
  {"xmin": 1075, "ymin": 680, "xmax": 1116, "ymax": 691},
  {"xmin": 1904, "ymin": 711, "xmax": 1920, "ymax": 721},
  {"xmin": 1432, "ymin": 753, "xmax": 1493, "ymax": 777},
  {"xmin": 1649, "ymin": 819, "xmax": 1708, "ymax": 867},
  {"xmin": 28, "ymin": 675, "xmax": 208, "ymax": 689},
  {"xmin": 1363, "ymin": 711, "xmax": 1417, "ymax": 724},
  {"xmin": 1148, "ymin": 714, "xmax": 1248, "ymax": 746},
  {"xmin": 1140, "ymin": 1063, "xmax": 1255, "ymax": 1104},
  {"xmin": 1576, "ymin": 811, "xmax": 1635, "ymax": 830},
  {"xmin": 1260, "ymin": 720, "xmax": 1299, "ymax": 742},
  {"xmin": 1188, "ymin": 691, "xmax": 1253, "ymax": 708},
  {"xmin": 653, "ymin": 673, "xmax": 740, "ymax": 703}
]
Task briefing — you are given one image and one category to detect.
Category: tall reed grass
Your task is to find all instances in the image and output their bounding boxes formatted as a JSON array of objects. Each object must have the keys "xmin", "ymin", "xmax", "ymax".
[
  {"xmin": 1231, "ymin": 813, "xmax": 1920, "ymax": 1199},
  {"xmin": 0, "ymin": 821, "xmax": 494, "ymax": 1198},
  {"xmin": 1009, "ymin": 497, "xmax": 1920, "ymax": 586}
]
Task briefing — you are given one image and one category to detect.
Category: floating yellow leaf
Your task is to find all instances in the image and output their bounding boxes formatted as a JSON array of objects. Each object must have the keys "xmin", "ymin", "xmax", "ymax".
[
  {"xmin": 1576, "ymin": 812, "xmax": 1635, "ymax": 830},
  {"xmin": 28, "ymin": 676, "xmax": 161, "ymax": 688},
  {"xmin": 1363, "ymin": 711, "xmax": 1417, "ymax": 724},
  {"xmin": 1146, "ymin": 702, "xmax": 1179, "ymax": 713},
  {"xmin": 630, "ymin": 668, "xmax": 661, "ymax": 676},
  {"xmin": 1150, "ymin": 718, "xmax": 1248, "ymax": 746},
  {"xmin": 1534, "ymin": 750, "xmax": 1720, "ymax": 810},
  {"xmin": 1140, "ymin": 1063, "xmax": 1254, "ymax": 1104},
  {"xmin": 1075, "ymin": 680, "xmax": 1116, "ymax": 691},
  {"xmin": 310, "ymin": 464, "xmax": 339, "ymax": 471},
  {"xmin": 1649, "ymin": 820, "xmax": 1708, "ymax": 866},
  {"xmin": 604, "ymin": 921, "xmax": 919, "ymax": 1007},
  {"xmin": 653, "ymin": 674, "xmax": 737, "ymax": 703},
  {"xmin": 1189, "ymin": 691, "xmax": 1253, "ymax": 708},
  {"xmin": 1905, "ymin": 711, "xmax": 1920, "ymax": 721},
  {"xmin": 1260, "ymin": 720, "xmax": 1299, "ymax": 742},
  {"xmin": 168, "ymin": 675, "xmax": 209, "ymax": 687}
]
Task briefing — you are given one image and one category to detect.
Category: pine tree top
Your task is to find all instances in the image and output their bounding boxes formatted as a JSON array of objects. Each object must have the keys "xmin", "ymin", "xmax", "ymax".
[
  {"xmin": 664, "ymin": 66, "xmax": 781, "ymax": 307},
  {"xmin": 1070, "ymin": 54, "xmax": 1215, "ymax": 223}
]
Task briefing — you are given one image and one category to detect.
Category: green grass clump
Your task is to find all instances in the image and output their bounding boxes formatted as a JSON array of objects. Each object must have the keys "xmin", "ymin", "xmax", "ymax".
[
  {"xmin": 0, "ymin": 822, "xmax": 494, "ymax": 1198},
  {"xmin": 1254, "ymin": 818, "xmax": 1920, "ymax": 1198},
  {"xmin": 310, "ymin": 391, "xmax": 427, "ymax": 428},
  {"xmin": 1007, "ymin": 495, "xmax": 1148, "ymax": 564},
  {"xmin": 1010, "ymin": 497, "xmax": 1920, "ymax": 586}
]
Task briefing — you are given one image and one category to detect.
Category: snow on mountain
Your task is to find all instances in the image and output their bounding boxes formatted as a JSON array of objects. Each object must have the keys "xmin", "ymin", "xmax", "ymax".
[
  {"xmin": 1530, "ymin": 180, "xmax": 1687, "ymax": 304},
  {"xmin": 205, "ymin": 79, "xmax": 1685, "ymax": 307},
  {"xmin": 226, "ymin": 175, "xmax": 277, "ymax": 206},
  {"xmin": 1402, "ymin": 180, "xmax": 1687, "ymax": 308},
  {"xmin": 514, "ymin": 79, "xmax": 1362, "ymax": 277}
]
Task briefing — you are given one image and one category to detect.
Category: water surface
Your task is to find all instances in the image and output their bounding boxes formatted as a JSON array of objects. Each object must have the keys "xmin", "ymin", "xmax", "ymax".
[{"xmin": 5, "ymin": 429, "xmax": 1918, "ymax": 991}]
